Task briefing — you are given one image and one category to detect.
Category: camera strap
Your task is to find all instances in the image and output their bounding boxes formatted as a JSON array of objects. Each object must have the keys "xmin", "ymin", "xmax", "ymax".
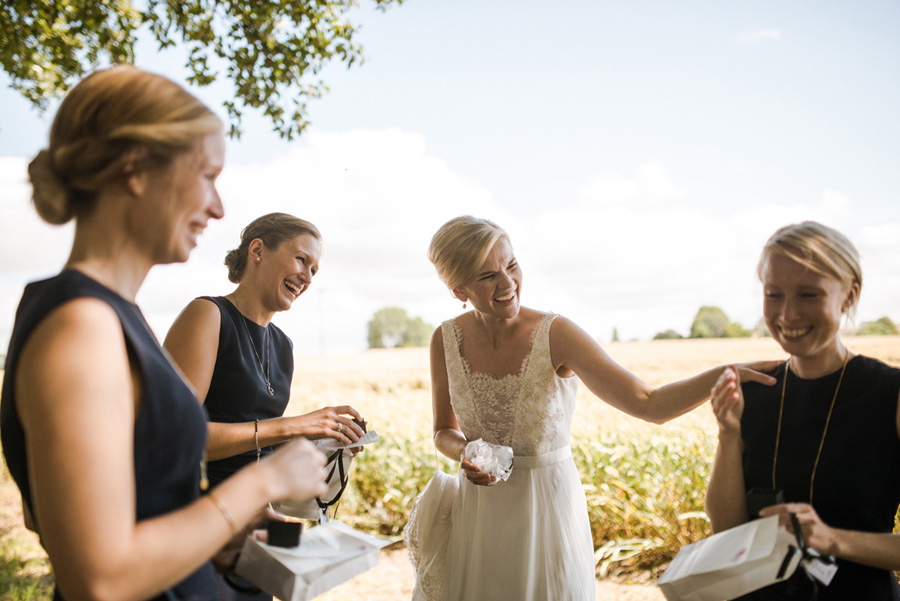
[
  {"xmin": 784, "ymin": 512, "xmax": 838, "ymax": 597},
  {"xmin": 316, "ymin": 448, "xmax": 351, "ymax": 511}
]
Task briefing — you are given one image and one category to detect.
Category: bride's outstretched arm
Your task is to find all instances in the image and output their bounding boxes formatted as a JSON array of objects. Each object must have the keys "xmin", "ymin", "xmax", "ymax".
[{"xmin": 549, "ymin": 316, "xmax": 779, "ymax": 424}]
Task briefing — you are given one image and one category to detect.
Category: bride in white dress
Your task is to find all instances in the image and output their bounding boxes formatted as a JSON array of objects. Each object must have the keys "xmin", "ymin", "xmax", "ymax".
[{"xmin": 407, "ymin": 215, "xmax": 780, "ymax": 601}]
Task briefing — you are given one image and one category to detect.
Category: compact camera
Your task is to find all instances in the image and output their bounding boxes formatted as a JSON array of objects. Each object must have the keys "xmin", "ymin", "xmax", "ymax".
[
  {"xmin": 267, "ymin": 519, "xmax": 302, "ymax": 548},
  {"xmin": 746, "ymin": 487, "xmax": 784, "ymax": 520}
]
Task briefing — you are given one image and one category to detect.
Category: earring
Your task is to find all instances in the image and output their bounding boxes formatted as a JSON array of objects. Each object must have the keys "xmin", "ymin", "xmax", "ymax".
[
  {"xmin": 256, "ymin": 257, "xmax": 261, "ymax": 263},
  {"xmin": 462, "ymin": 302, "xmax": 467, "ymax": 310}
]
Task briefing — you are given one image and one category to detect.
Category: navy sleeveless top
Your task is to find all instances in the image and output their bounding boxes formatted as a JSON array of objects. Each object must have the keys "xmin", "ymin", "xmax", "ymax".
[
  {"xmin": 740, "ymin": 355, "xmax": 900, "ymax": 600},
  {"xmin": 199, "ymin": 296, "xmax": 293, "ymax": 488},
  {"xmin": 0, "ymin": 270, "xmax": 216, "ymax": 601}
]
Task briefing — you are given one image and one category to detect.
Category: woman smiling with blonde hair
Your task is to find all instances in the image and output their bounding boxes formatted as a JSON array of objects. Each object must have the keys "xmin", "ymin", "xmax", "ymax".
[{"xmin": 707, "ymin": 221, "xmax": 900, "ymax": 600}]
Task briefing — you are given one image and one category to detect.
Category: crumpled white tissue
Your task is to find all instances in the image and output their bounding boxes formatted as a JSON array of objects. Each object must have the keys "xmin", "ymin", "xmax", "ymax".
[{"xmin": 464, "ymin": 439, "xmax": 514, "ymax": 481}]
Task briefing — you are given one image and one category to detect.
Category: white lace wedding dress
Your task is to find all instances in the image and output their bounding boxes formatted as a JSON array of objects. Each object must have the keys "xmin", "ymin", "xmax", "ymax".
[{"xmin": 433, "ymin": 313, "xmax": 595, "ymax": 601}]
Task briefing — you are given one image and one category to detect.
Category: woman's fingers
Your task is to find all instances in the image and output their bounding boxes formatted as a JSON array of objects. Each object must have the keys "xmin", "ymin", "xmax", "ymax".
[
  {"xmin": 710, "ymin": 367, "xmax": 744, "ymax": 433},
  {"xmin": 267, "ymin": 439, "xmax": 328, "ymax": 501},
  {"xmin": 327, "ymin": 406, "xmax": 365, "ymax": 443},
  {"xmin": 736, "ymin": 360, "xmax": 781, "ymax": 386},
  {"xmin": 460, "ymin": 458, "xmax": 498, "ymax": 486},
  {"xmin": 329, "ymin": 418, "xmax": 357, "ymax": 445},
  {"xmin": 332, "ymin": 404, "xmax": 363, "ymax": 421}
]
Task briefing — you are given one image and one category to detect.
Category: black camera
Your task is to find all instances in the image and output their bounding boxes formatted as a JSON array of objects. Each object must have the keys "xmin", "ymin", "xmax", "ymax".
[
  {"xmin": 746, "ymin": 487, "xmax": 784, "ymax": 520},
  {"xmin": 267, "ymin": 520, "xmax": 302, "ymax": 548}
]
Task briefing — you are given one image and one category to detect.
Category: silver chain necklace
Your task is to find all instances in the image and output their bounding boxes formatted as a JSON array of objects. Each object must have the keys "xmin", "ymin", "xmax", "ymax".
[{"xmin": 232, "ymin": 294, "xmax": 274, "ymax": 396}]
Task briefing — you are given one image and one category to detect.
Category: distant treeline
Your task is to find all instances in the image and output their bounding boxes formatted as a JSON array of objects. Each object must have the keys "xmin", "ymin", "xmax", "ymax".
[{"xmin": 652, "ymin": 307, "xmax": 899, "ymax": 340}]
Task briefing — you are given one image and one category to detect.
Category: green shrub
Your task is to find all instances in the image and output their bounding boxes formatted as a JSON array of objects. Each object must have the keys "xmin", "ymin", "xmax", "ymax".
[{"xmin": 857, "ymin": 317, "xmax": 899, "ymax": 336}]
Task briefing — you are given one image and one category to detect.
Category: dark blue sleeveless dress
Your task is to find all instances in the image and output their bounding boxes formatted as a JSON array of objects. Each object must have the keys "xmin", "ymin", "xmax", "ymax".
[
  {"xmin": 739, "ymin": 356, "xmax": 900, "ymax": 600},
  {"xmin": 196, "ymin": 296, "xmax": 293, "ymax": 601},
  {"xmin": 198, "ymin": 296, "xmax": 293, "ymax": 489},
  {"xmin": 0, "ymin": 270, "xmax": 216, "ymax": 601}
]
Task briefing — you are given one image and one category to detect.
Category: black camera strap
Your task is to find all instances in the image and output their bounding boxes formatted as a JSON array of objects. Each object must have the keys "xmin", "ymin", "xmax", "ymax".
[
  {"xmin": 316, "ymin": 449, "xmax": 351, "ymax": 511},
  {"xmin": 783, "ymin": 511, "xmax": 840, "ymax": 601}
]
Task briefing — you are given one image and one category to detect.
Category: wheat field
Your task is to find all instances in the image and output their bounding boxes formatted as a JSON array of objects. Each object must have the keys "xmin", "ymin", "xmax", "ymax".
[{"xmin": 2, "ymin": 336, "xmax": 899, "ymax": 600}]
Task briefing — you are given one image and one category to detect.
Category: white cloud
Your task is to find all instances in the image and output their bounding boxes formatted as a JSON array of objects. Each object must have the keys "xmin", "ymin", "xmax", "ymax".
[
  {"xmin": 0, "ymin": 157, "xmax": 74, "ymax": 273},
  {"xmin": 855, "ymin": 222, "xmax": 900, "ymax": 327},
  {"xmin": 142, "ymin": 128, "xmax": 511, "ymax": 353},
  {"xmin": 516, "ymin": 176, "xmax": 898, "ymax": 343},
  {"xmin": 0, "ymin": 157, "xmax": 74, "ymax": 345},
  {"xmin": 0, "ymin": 131, "xmax": 510, "ymax": 354},
  {"xmin": 736, "ymin": 29, "xmax": 782, "ymax": 42},
  {"xmin": 574, "ymin": 162, "xmax": 686, "ymax": 207},
  {"xmin": 2, "ymin": 140, "xmax": 898, "ymax": 355}
]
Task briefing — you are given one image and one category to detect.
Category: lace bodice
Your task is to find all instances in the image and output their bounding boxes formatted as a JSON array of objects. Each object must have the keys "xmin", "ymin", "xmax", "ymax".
[{"xmin": 442, "ymin": 313, "xmax": 578, "ymax": 456}]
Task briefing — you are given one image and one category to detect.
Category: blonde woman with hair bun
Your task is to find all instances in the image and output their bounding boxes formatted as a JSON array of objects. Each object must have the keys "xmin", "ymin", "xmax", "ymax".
[
  {"xmin": 0, "ymin": 66, "xmax": 327, "ymax": 601},
  {"xmin": 707, "ymin": 221, "xmax": 900, "ymax": 600},
  {"xmin": 411, "ymin": 215, "xmax": 779, "ymax": 601}
]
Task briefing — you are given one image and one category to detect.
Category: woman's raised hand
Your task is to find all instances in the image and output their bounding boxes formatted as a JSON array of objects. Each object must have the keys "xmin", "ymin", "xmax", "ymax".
[
  {"xmin": 711, "ymin": 365, "xmax": 745, "ymax": 437},
  {"xmin": 261, "ymin": 438, "xmax": 328, "ymax": 502},
  {"xmin": 292, "ymin": 405, "xmax": 366, "ymax": 446}
]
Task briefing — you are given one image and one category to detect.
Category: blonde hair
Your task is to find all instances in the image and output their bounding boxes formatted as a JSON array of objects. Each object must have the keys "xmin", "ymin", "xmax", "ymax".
[
  {"xmin": 758, "ymin": 221, "xmax": 863, "ymax": 318},
  {"xmin": 225, "ymin": 213, "xmax": 322, "ymax": 283},
  {"xmin": 28, "ymin": 65, "xmax": 222, "ymax": 225},
  {"xmin": 428, "ymin": 215, "xmax": 509, "ymax": 290}
]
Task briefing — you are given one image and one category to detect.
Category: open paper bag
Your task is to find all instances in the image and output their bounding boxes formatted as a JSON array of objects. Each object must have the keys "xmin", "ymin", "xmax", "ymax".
[
  {"xmin": 657, "ymin": 515, "xmax": 804, "ymax": 601},
  {"xmin": 235, "ymin": 521, "xmax": 391, "ymax": 601}
]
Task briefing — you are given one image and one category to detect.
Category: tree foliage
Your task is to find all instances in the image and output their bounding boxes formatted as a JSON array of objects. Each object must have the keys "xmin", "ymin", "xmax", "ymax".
[
  {"xmin": 367, "ymin": 307, "xmax": 433, "ymax": 349},
  {"xmin": 653, "ymin": 329, "xmax": 683, "ymax": 340},
  {"xmin": 689, "ymin": 306, "xmax": 749, "ymax": 339},
  {"xmin": 0, "ymin": 0, "xmax": 402, "ymax": 139},
  {"xmin": 857, "ymin": 316, "xmax": 899, "ymax": 336}
]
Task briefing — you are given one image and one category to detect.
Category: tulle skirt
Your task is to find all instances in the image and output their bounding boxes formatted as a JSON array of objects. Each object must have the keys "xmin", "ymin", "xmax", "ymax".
[{"xmin": 442, "ymin": 446, "xmax": 595, "ymax": 601}]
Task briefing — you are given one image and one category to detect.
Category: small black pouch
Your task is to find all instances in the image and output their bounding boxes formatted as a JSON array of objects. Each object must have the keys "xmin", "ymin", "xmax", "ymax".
[
  {"xmin": 267, "ymin": 520, "xmax": 302, "ymax": 548},
  {"xmin": 746, "ymin": 487, "xmax": 785, "ymax": 520}
]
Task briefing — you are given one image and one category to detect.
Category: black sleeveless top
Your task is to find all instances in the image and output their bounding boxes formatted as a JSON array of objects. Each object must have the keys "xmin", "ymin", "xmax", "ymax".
[
  {"xmin": 740, "ymin": 355, "xmax": 900, "ymax": 600},
  {"xmin": 199, "ymin": 296, "xmax": 293, "ymax": 488},
  {"xmin": 0, "ymin": 270, "xmax": 216, "ymax": 601}
]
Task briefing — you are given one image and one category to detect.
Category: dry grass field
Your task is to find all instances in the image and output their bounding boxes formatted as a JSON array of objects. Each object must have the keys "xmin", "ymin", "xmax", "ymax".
[{"xmin": 2, "ymin": 336, "xmax": 899, "ymax": 600}]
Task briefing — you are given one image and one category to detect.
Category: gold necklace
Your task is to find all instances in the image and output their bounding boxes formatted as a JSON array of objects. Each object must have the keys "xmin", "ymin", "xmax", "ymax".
[
  {"xmin": 232, "ymin": 294, "xmax": 274, "ymax": 396},
  {"xmin": 771, "ymin": 349, "xmax": 849, "ymax": 504}
]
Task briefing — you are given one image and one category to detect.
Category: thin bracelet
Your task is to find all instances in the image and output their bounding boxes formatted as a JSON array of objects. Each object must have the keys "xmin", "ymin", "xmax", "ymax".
[
  {"xmin": 255, "ymin": 418, "xmax": 261, "ymax": 463},
  {"xmin": 207, "ymin": 490, "xmax": 238, "ymax": 537}
]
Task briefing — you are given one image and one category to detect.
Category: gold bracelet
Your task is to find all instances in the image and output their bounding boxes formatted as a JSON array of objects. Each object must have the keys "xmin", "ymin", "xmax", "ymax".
[
  {"xmin": 206, "ymin": 490, "xmax": 238, "ymax": 537},
  {"xmin": 255, "ymin": 418, "xmax": 261, "ymax": 464}
]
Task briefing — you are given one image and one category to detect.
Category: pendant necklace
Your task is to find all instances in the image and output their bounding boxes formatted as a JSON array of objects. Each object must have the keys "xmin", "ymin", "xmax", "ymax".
[
  {"xmin": 771, "ymin": 348, "xmax": 849, "ymax": 504},
  {"xmin": 232, "ymin": 293, "xmax": 274, "ymax": 396}
]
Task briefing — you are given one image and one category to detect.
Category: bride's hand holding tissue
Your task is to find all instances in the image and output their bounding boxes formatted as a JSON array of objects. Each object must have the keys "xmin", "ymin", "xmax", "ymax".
[{"xmin": 461, "ymin": 439, "xmax": 513, "ymax": 486}]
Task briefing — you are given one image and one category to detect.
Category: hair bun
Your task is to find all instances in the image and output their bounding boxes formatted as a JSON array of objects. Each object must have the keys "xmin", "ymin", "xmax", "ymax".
[{"xmin": 28, "ymin": 149, "xmax": 73, "ymax": 225}]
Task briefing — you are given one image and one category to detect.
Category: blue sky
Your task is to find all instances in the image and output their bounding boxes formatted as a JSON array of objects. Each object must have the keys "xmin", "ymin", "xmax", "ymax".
[{"xmin": 1, "ymin": 1, "xmax": 898, "ymax": 354}]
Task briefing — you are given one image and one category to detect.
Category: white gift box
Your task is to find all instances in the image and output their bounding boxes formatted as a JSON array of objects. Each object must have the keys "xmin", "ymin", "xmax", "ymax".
[{"xmin": 235, "ymin": 521, "xmax": 392, "ymax": 601}]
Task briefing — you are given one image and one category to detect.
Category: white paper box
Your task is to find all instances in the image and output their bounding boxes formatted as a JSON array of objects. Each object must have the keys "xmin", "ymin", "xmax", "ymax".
[
  {"xmin": 235, "ymin": 521, "xmax": 392, "ymax": 601},
  {"xmin": 657, "ymin": 515, "xmax": 803, "ymax": 601}
]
